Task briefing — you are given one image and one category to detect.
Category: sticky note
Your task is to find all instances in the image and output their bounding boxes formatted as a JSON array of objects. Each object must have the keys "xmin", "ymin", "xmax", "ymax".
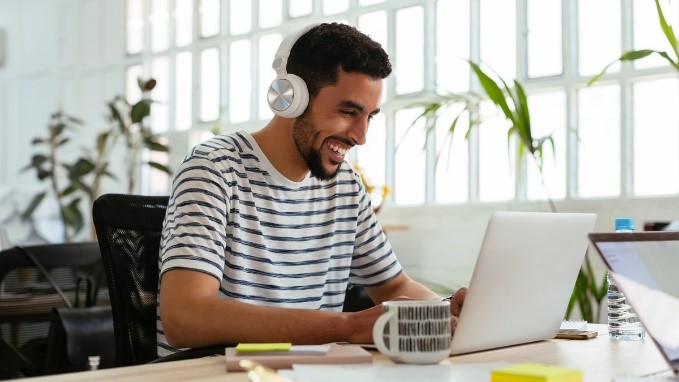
[
  {"xmin": 235, "ymin": 343, "xmax": 292, "ymax": 353},
  {"xmin": 491, "ymin": 363, "xmax": 582, "ymax": 382}
]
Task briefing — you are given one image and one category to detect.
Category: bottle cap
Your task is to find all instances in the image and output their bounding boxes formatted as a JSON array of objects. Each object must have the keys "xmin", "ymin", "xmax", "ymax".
[{"xmin": 614, "ymin": 218, "xmax": 634, "ymax": 231}]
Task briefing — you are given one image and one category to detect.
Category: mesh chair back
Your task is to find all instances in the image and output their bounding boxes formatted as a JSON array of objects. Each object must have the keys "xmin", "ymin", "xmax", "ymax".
[{"xmin": 92, "ymin": 194, "xmax": 168, "ymax": 367}]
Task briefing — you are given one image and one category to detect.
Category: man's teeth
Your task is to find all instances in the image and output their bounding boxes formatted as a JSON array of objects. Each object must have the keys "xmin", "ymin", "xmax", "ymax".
[{"xmin": 329, "ymin": 143, "xmax": 347, "ymax": 155}]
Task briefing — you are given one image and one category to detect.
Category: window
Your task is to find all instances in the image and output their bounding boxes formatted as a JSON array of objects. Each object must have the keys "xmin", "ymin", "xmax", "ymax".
[{"xmin": 125, "ymin": 0, "xmax": 679, "ymax": 204}]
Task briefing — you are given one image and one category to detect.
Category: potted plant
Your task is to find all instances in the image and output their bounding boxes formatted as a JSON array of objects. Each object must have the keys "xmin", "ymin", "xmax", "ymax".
[
  {"xmin": 405, "ymin": 61, "xmax": 610, "ymax": 322},
  {"xmin": 21, "ymin": 78, "xmax": 172, "ymax": 242}
]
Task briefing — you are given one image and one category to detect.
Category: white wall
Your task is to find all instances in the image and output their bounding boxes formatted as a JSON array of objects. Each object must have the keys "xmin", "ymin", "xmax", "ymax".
[
  {"xmin": 0, "ymin": 0, "xmax": 127, "ymax": 243},
  {"xmin": 1, "ymin": 0, "xmax": 679, "ymax": 322}
]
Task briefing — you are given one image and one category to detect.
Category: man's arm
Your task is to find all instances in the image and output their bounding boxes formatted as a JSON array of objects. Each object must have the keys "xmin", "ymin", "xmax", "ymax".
[
  {"xmin": 159, "ymin": 269, "xmax": 381, "ymax": 347},
  {"xmin": 364, "ymin": 272, "xmax": 467, "ymax": 317}
]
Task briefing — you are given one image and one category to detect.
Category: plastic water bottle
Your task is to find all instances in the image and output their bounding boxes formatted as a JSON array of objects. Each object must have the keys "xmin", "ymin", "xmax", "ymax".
[{"xmin": 607, "ymin": 217, "xmax": 645, "ymax": 340}]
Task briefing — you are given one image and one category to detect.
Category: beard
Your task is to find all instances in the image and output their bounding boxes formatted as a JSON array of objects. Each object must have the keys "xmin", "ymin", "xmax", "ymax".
[{"xmin": 292, "ymin": 112, "xmax": 342, "ymax": 181}]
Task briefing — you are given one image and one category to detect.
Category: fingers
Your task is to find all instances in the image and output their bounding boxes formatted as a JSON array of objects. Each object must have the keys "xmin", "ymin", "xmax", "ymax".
[{"xmin": 451, "ymin": 287, "xmax": 467, "ymax": 317}]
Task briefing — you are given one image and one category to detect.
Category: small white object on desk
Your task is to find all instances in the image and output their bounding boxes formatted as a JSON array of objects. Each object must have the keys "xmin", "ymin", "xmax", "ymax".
[{"xmin": 560, "ymin": 320, "xmax": 587, "ymax": 331}]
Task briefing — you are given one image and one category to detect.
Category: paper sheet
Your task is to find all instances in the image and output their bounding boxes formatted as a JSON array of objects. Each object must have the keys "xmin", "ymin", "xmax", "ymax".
[{"xmin": 278, "ymin": 362, "xmax": 507, "ymax": 382}]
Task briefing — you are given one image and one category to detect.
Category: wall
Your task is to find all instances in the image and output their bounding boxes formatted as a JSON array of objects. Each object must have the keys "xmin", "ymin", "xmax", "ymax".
[{"xmin": 0, "ymin": 0, "xmax": 127, "ymax": 243}]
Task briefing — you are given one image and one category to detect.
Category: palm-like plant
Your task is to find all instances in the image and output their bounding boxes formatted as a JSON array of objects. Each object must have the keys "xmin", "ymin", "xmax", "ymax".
[{"xmin": 406, "ymin": 61, "xmax": 611, "ymax": 322}]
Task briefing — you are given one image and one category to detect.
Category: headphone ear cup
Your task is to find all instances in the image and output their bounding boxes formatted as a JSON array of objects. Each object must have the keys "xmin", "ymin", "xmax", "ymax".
[{"xmin": 267, "ymin": 73, "xmax": 309, "ymax": 118}]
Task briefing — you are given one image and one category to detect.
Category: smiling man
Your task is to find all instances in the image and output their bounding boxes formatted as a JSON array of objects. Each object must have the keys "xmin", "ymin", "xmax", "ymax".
[{"xmin": 157, "ymin": 22, "xmax": 466, "ymax": 357}]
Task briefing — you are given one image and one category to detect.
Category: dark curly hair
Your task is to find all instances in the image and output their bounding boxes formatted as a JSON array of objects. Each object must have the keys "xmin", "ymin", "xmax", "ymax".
[{"xmin": 287, "ymin": 23, "xmax": 392, "ymax": 101}]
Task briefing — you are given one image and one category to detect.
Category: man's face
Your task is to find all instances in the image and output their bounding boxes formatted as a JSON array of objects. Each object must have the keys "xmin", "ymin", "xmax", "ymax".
[{"xmin": 292, "ymin": 70, "xmax": 383, "ymax": 180}]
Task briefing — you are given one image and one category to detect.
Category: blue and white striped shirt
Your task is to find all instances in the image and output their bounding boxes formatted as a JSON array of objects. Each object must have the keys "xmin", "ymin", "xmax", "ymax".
[{"xmin": 157, "ymin": 131, "xmax": 402, "ymax": 356}]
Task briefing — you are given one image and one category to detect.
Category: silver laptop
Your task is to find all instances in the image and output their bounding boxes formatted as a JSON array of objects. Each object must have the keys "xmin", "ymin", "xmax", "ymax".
[
  {"xmin": 450, "ymin": 211, "xmax": 597, "ymax": 355},
  {"xmin": 589, "ymin": 231, "xmax": 679, "ymax": 376}
]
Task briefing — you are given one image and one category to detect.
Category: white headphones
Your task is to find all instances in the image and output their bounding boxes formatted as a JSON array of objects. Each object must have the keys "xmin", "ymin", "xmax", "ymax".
[{"xmin": 267, "ymin": 24, "xmax": 320, "ymax": 118}]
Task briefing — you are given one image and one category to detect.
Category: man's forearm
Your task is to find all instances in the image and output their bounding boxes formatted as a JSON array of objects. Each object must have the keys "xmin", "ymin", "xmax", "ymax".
[{"xmin": 161, "ymin": 294, "xmax": 354, "ymax": 348}]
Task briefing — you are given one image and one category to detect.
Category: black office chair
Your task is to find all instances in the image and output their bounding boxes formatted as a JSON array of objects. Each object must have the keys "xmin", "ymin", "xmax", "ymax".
[
  {"xmin": 0, "ymin": 242, "xmax": 106, "ymax": 378},
  {"xmin": 92, "ymin": 194, "xmax": 225, "ymax": 366}
]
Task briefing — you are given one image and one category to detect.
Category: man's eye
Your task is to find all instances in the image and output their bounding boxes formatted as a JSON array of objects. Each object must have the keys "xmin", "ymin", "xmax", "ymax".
[{"xmin": 342, "ymin": 110, "xmax": 357, "ymax": 116}]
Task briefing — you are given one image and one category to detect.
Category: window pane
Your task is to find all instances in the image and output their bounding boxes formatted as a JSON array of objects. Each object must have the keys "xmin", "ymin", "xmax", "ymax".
[
  {"xmin": 259, "ymin": 0, "xmax": 282, "ymax": 29},
  {"xmin": 358, "ymin": 12, "xmax": 388, "ymax": 100},
  {"xmin": 229, "ymin": 39, "xmax": 251, "ymax": 123},
  {"xmin": 359, "ymin": 0, "xmax": 384, "ymax": 5},
  {"xmin": 578, "ymin": 85, "xmax": 620, "ymax": 197},
  {"xmin": 289, "ymin": 0, "xmax": 312, "ymax": 18},
  {"xmin": 633, "ymin": 78, "xmax": 679, "ymax": 196},
  {"xmin": 633, "ymin": 0, "xmax": 678, "ymax": 69},
  {"xmin": 230, "ymin": 0, "xmax": 252, "ymax": 35},
  {"xmin": 527, "ymin": 0, "xmax": 562, "ymax": 78},
  {"xmin": 436, "ymin": 0, "xmax": 470, "ymax": 93},
  {"xmin": 478, "ymin": 102, "xmax": 514, "ymax": 202},
  {"xmin": 200, "ymin": 48, "xmax": 220, "ymax": 122},
  {"xmin": 395, "ymin": 6, "xmax": 424, "ymax": 94},
  {"xmin": 322, "ymin": 0, "xmax": 348, "ymax": 15},
  {"xmin": 175, "ymin": 0, "xmax": 193, "ymax": 47},
  {"xmin": 199, "ymin": 0, "xmax": 220, "ymax": 38},
  {"xmin": 579, "ymin": 0, "xmax": 620, "ymax": 76},
  {"xmin": 175, "ymin": 51, "xmax": 193, "ymax": 131},
  {"xmin": 144, "ymin": 136, "xmax": 170, "ymax": 195},
  {"xmin": 526, "ymin": 91, "xmax": 566, "ymax": 200},
  {"xmin": 258, "ymin": 33, "xmax": 282, "ymax": 119},
  {"xmin": 394, "ymin": 108, "xmax": 426, "ymax": 205},
  {"xmin": 126, "ymin": 0, "xmax": 144, "ymax": 55},
  {"xmin": 125, "ymin": 65, "xmax": 143, "ymax": 102},
  {"xmin": 480, "ymin": 0, "xmax": 516, "ymax": 81},
  {"xmin": 151, "ymin": 0, "xmax": 170, "ymax": 52},
  {"xmin": 355, "ymin": 113, "xmax": 387, "ymax": 207},
  {"xmin": 150, "ymin": 57, "xmax": 170, "ymax": 133},
  {"xmin": 435, "ymin": 105, "xmax": 469, "ymax": 204}
]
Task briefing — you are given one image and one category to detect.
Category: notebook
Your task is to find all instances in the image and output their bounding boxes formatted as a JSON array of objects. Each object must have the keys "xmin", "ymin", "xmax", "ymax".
[
  {"xmin": 450, "ymin": 211, "xmax": 597, "ymax": 355},
  {"xmin": 589, "ymin": 231, "xmax": 679, "ymax": 376}
]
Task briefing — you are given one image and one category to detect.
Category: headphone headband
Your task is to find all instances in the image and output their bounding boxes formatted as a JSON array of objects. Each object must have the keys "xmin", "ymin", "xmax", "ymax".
[{"xmin": 271, "ymin": 23, "xmax": 320, "ymax": 77}]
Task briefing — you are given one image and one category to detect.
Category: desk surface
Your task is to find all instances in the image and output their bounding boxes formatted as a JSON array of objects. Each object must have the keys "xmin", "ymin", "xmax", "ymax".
[{"xmin": 21, "ymin": 325, "xmax": 675, "ymax": 382}]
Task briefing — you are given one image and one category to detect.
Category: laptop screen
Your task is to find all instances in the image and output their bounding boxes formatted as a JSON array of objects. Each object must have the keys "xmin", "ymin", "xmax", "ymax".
[{"xmin": 589, "ymin": 232, "xmax": 679, "ymax": 369}]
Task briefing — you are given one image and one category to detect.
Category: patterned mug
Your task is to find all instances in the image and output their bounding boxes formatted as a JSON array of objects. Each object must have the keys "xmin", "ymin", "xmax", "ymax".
[{"xmin": 372, "ymin": 300, "xmax": 451, "ymax": 364}]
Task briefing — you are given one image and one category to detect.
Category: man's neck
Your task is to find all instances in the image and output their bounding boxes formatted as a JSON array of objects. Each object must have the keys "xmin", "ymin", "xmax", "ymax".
[{"xmin": 251, "ymin": 118, "xmax": 309, "ymax": 182}]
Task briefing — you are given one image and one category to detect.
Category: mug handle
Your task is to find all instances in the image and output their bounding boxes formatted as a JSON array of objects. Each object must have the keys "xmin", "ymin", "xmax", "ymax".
[{"xmin": 372, "ymin": 310, "xmax": 397, "ymax": 358}]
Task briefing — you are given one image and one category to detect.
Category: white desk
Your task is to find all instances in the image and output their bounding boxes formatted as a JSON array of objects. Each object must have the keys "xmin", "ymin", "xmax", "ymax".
[{"xmin": 21, "ymin": 325, "xmax": 675, "ymax": 382}]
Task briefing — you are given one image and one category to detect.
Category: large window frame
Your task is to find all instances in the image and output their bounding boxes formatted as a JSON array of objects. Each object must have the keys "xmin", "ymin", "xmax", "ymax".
[{"xmin": 124, "ymin": 0, "xmax": 679, "ymax": 205}]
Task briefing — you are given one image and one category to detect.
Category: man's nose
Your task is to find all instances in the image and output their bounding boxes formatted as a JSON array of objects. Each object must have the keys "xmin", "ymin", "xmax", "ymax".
[{"xmin": 347, "ymin": 118, "xmax": 368, "ymax": 146}]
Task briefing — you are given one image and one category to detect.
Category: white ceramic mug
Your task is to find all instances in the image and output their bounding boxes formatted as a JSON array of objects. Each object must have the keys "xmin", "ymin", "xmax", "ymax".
[{"xmin": 372, "ymin": 300, "xmax": 451, "ymax": 364}]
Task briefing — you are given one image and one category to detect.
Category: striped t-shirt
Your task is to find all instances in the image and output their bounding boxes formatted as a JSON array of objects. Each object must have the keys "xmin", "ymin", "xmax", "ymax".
[{"xmin": 156, "ymin": 131, "xmax": 402, "ymax": 356}]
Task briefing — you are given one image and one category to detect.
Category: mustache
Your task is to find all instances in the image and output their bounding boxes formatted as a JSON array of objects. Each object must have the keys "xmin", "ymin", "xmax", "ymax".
[{"xmin": 326, "ymin": 135, "xmax": 355, "ymax": 148}]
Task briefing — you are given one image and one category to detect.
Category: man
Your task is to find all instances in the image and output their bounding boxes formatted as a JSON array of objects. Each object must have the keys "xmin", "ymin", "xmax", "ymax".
[{"xmin": 158, "ymin": 22, "xmax": 466, "ymax": 357}]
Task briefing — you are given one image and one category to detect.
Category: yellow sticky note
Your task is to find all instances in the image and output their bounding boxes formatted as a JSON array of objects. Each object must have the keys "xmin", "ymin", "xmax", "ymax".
[
  {"xmin": 491, "ymin": 363, "xmax": 582, "ymax": 382},
  {"xmin": 235, "ymin": 343, "xmax": 292, "ymax": 353}
]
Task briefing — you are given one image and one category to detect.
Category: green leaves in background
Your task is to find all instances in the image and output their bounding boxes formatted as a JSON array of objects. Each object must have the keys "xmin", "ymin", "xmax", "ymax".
[
  {"xmin": 588, "ymin": 0, "xmax": 679, "ymax": 86},
  {"xmin": 21, "ymin": 78, "xmax": 172, "ymax": 242}
]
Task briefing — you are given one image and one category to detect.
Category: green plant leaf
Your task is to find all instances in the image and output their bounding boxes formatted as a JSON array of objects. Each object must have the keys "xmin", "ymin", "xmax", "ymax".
[
  {"xmin": 108, "ymin": 101, "xmax": 126, "ymax": 132},
  {"xmin": 20, "ymin": 192, "xmax": 47, "ymax": 220},
  {"xmin": 131, "ymin": 100, "xmax": 151, "ymax": 123},
  {"xmin": 62, "ymin": 198, "xmax": 84, "ymax": 233},
  {"xmin": 469, "ymin": 61, "xmax": 513, "ymax": 120},
  {"xmin": 147, "ymin": 161, "xmax": 172, "ymax": 175},
  {"xmin": 31, "ymin": 138, "xmax": 46, "ymax": 145},
  {"xmin": 96, "ymin": 131, "xmax": 110, "ymax": 153},
  {"xmin": 30, "ymin": 154, "xmax": 49, "ymax": 168},
  {"xmin": 37, "ymin": 169, "xmax": 51, "ymax": 180},
  {"xmin": 655, "ymin": 0, "xmax": 679, "ymax": 61},
  {"xmin": 68, "ymin": 158, "xmax": 95, "ymax": 177},
  {"xmin": 143, "ymin": 137, "xmax": 169, "ymax": 152}
]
